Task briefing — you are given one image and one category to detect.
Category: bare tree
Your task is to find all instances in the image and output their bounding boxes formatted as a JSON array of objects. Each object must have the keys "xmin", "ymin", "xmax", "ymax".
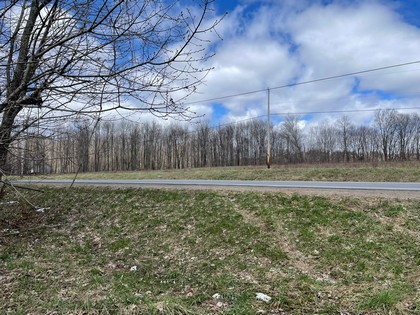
[
  {"xmin": 280, "ymin": 115, "xmax": 304, "ymax": 163},
  {"xmin": 394, "ymin": 113, "xmax": 417, "ymax": 160},
  {"xmin": 0, "ymin": 0, "xmax": 222, "ymax": 181},
  {"xmin": 75, "ymin": 120, "xmax": 90, "ymax": 173},
  {"xmin": 308, "ymin": 121, "xmax": 337, "ymax": 163},
  {"xmin": 336, "ymin": 115, "xmax": 354, "ymax": 162},
  {"xmin": 249, "ymin": 119, "xmax": 266, "ymax": 165},
  {"xmin": 234, "ymin": 122, "xmax": 251, "ymax": 166},
  {"xmin": 413, "ymin": 113, "xmax": 420, "ymax": 160},
  {"xmin": 352, "ymin": 125, "xmax": 377, "ymax": 162},
  {"xmin": 217, "ymin": 125, "xmax": 235, "ymax": 166},
  {"xmin": 374, "ymin": 109, "xmax": 398, "ymax": 161},
  {"xmin": 165, "ymin": 123, "xmax": 189, "ymax": 169},
  {"xmin": 195, "ymin": 122, "xmax": 210, "ymax": 167}
]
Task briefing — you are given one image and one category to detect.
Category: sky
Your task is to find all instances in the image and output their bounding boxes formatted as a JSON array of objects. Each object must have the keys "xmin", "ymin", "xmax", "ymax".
[{"xmin": 172, "ymin": 0, "xmax": 420, "ymax": 129}]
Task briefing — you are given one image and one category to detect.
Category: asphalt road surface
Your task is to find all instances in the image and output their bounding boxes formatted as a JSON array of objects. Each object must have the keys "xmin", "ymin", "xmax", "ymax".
[{"xmin": 11, "ymin": 179, "xmax": 420, "ymax": 191}]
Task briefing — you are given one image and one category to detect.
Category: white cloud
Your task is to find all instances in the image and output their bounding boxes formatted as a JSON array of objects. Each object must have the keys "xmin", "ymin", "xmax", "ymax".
[
  {"xmin": 53, "ymin": 0, "xmax": 419, "ymax": 127},
  {"xmin": 287, "ymin": 1, "xmax": 420, "ymax": 92},
  {"xmin": 190, "ymin": 0, "xmax": 420, "ymax": 126}
]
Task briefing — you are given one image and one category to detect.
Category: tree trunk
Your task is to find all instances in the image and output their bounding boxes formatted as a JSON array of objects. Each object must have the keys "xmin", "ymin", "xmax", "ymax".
[{"xmin": 0, "ymin": 105, "xmax": 21, "ymax": 179}]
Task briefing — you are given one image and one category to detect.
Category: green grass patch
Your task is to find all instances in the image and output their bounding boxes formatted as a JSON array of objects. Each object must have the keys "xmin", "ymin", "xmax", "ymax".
[
  {"xmin": 16, "ymin": 161, "xmax": 420, "ymax": 182},
  {"xmin": 1, "ymin": 187, "xmax": 419, "ymax": 314}
]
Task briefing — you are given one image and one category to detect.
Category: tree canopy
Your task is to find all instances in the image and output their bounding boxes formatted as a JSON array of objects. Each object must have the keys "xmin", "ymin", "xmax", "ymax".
[{"xmin": 0, "ymin": 0, "xmax": 221, "ymax": 178}]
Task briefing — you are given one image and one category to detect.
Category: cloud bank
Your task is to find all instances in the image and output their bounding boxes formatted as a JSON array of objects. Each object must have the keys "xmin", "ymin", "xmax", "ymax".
[{"xmin": 185, "ymin": 0, "xmax": 420, "ymax": 127}]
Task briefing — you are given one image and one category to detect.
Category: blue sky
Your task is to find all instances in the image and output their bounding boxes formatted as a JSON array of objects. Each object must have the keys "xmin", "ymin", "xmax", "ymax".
[{"xmin": 172, "ymin": 0, "xmax": 420, "ymax": 128}]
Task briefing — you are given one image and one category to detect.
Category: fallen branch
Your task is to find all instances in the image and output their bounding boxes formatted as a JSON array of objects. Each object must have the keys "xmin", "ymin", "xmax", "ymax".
[{"xmin": 0, "ymin": 181, "xmax": 44, "ymax": 193}]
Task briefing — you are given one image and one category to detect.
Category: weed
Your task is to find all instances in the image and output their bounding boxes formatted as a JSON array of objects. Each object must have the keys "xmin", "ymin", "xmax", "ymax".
[
  {"xmin": 17, "ymin": 161, "xmax": 420, "ymax": 182},
  {"xmin": 0, "ymin": 187, "xmax": 418, "ymax": 314}
]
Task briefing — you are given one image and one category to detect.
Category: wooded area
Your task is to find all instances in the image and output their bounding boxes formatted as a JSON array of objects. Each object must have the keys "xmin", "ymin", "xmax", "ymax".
[
  {"xmin": 0, "ymin": 0, "xmax": 220, "ymax": 181},
  {"xmin": 5, "ymin": 109, "xmax": 419, "ymax": 175}
]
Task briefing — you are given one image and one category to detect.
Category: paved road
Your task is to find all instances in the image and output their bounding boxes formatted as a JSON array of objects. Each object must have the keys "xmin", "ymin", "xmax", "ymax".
[{"xmin": 11, "ymin": 179, "xmax": 420, "ymax": 191}]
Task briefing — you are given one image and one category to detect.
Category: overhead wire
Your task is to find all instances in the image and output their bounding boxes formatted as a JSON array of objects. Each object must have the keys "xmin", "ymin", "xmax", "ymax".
[
  {"xmin": 182, "ymin": 60, "xmax": 420, "ymax": 105},
  {"xmin": 9, "ymin": 60, "xmax": 420, "ymax": 139},
  {"xmin": 269, "ymin": 106, "xmax": 420, "ymax": 118}
]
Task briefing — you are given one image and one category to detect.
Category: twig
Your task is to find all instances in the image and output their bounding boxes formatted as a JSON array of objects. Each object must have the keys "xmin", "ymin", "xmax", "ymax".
[
  {"xmin": 70, "ymin": 111, "xmax": 102, "ymax": 188},
  {"xmin": 0, "ymin": 218, "xmax": 19, "ymax": 229},
  {"xmin": 9, "ymin": 184, "xmax": 37, "ymax": 208},
  {"xmin": 0, "ymin": 230, "xmax": 20, "ymax": 237},
  {"xmin": 0, "ymin": 180, "xmax": 44, "ymax": 193}
]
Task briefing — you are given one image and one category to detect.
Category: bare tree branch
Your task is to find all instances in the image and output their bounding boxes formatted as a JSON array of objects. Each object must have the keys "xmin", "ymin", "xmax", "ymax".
[{"xmin": 0, "ymin": 0, "xmax": 223, "ymax": 180}]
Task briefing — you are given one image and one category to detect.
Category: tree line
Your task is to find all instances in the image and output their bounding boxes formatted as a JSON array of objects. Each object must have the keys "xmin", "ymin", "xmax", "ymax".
[
  {"xmin": 5, "ymin": 109, "xmax": 420, "ymax": 175},
  {"xmin": 0, "ymin": 0, "xmax": 221, "ymax": 183}
]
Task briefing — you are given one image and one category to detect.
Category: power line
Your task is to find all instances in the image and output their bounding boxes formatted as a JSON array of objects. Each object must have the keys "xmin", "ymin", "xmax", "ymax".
[
  {"xmin": 269, "ymin": 106, "xmax": 420, "ymax": 118},
  {"xmin": 204, "ymin": 106, "xmax": 420, "ymax": 130},
  {"xmin": 18, "ymin": 60, "xmax": 417, "ymax": 129},
  {"xmin": 182, "ymin": 60, "xmax": 420, "ymax": 105},
  {"xmin": 271, "ymin": 60, "xmax": 420, "ymax": 91}
]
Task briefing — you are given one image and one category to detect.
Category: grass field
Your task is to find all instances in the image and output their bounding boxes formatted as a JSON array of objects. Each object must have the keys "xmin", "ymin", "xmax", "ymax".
[
  {"xmin": 1, "ymin": 185, "xmax": 419, "ymax": 314},
  {"xmin": 21, "ymin": 161, "xmax": 420, "ymax": 182}
]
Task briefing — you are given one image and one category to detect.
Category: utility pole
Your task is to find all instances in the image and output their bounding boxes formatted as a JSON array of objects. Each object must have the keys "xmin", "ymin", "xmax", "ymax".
[{"xmin": 266, "ymin": 88, "xmax": 271, "ymax": 169}]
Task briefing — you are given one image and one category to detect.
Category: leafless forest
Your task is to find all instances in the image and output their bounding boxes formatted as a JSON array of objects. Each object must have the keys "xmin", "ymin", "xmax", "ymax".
[
  {"xmin": 1, "ymin": 1, "xmax": 419, "ymax": 178},
  {"xmin": 0, "ymin": 0, "xmax": 221, "ymax": 181},
  {"xmin": 5, "ymin": 109, "xmax": 419, "ymax": 175}
]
